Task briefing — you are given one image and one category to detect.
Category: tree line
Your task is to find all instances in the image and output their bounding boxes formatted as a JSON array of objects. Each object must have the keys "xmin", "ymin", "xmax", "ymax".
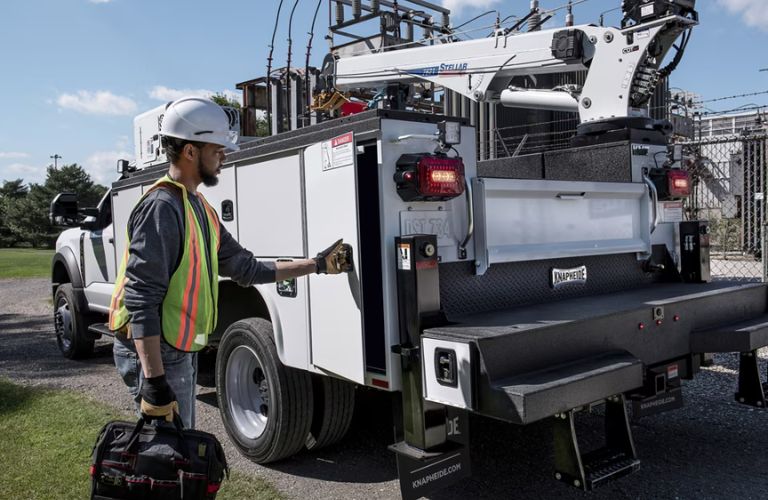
[{"xmin": 0, "ymin": 164, "xmax": 107, "ymax": 248}]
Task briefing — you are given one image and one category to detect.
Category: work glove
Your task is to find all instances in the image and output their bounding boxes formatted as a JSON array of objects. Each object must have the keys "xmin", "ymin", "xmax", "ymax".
[
  {"xmin": 314, "ymin": 239, "xmax": 353, "ymax": 274},
  {"xmin": 139, "ymin": 374, "xmax": 178, "ymax": 423}
]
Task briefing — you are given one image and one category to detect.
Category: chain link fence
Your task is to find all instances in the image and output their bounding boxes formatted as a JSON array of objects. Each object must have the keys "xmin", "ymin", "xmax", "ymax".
[{"xmin": 683, "ymin": 133, "xmax": 768, "ymax": 282}]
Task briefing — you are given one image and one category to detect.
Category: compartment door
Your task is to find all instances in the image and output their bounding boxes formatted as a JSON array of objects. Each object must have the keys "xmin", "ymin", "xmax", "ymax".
[{"xmin": 304, "ymin": 134, "xmax": 365, "ymax": 384}]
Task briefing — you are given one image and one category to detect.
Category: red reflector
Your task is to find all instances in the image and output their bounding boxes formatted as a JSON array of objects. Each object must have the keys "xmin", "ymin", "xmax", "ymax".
[
  {"xmin": 207, "ymin": 483, "xmax": 221, "ymax": 494},
  {"xmin": 668, "ymin": 170, "xmax": 690, "ymax": 197},
  {"xmin": 417, "ymin": 156, "xmax": 465, "ymax": 199},
  {"xmin": 638, "ymin": 323, "xmax": 645, "ymax": 330},
  {"xmin": 89, "ymin": 465, "xmax": 96, "ymax": 477},
  {"xmin": 371, "ymin": 378, "xmax": 389, "ymax": 389}
]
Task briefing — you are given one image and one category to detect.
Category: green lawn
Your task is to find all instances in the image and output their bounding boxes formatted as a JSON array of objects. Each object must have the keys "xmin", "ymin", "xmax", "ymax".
[
  {"xmin": 0, "ymin": 248, "xmax": 55, "ymax": 278},
  {"xmin": 0, "ymin": 378, "xmax": 283, "ymax": 500}
]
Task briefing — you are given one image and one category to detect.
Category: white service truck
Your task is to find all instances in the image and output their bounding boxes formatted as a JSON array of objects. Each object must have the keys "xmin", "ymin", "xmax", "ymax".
[{"xmin": 50, "ymin": 1, "xmax": 768, "ymax": 497}]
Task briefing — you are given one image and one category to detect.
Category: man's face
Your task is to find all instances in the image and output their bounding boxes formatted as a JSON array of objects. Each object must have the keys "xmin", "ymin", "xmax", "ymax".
[{"xmin": 194, "ymin": 143, "xmax": 226, "ymax": 187}]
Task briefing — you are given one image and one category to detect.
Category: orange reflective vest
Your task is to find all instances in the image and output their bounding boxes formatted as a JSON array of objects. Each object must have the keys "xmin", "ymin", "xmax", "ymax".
[{"xmin": 109, "ymin": 176, "xmax": 220, "ymax": 352}]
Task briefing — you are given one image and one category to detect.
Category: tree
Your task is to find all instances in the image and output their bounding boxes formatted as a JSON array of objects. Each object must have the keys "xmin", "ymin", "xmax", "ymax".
[
  {"xmin": 0, "ymin": 164, "xmax": 107, "ymax": 248},
  {"xmin": 210, "ymin": 93, "xmax": 241, "ymax": 109},
  {"xmin": 0, "ymin": 179, "xmax": 28, "ymax": 199},
  {"xmin": 0, "ymin": 179, "xmax": 29, "ymax": 246}
]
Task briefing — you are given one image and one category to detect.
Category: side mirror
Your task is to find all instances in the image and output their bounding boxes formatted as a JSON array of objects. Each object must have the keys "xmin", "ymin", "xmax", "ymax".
[{"xmin": 50, "ymin": 193, "xmax": 80, "ymax": 227}]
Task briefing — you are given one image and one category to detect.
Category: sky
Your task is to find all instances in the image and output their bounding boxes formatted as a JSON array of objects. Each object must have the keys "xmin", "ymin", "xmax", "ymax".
[{"xmin": 1, "ymin": 0, "xmax": 767, "ymax": 187}]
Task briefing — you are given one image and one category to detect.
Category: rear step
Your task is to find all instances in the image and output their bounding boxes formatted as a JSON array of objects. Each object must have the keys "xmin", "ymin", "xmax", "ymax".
[
  {"xmin": 87, "ymin": 323, "xmax": 114, "ymax": 338},
  {"xmin": 692, "ymin": 314, "xmax": 768, "ymax": 408},
  {"xmin": 495, "ymin": 351, "xmax": 642, "ymax": 424},
  {"xmin": 553, "ymin": 395, "xmax": 640, "ymax": 491}
]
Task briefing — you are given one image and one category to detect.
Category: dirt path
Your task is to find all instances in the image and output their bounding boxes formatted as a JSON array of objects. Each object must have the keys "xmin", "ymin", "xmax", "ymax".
[{"xmin": 2, "ymin": 278, "xmax": 768, "ymax": 499}]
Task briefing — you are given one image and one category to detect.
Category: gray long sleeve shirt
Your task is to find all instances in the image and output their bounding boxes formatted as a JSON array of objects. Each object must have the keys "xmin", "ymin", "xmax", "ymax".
[{"xmin": 123, "ymin": 187, "xmax": 276, "ymax": 339}]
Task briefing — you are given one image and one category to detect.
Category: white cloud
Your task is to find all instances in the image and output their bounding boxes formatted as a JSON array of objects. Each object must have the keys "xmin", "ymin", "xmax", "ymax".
[
  {"xmin": 718, "ymin": 0, "xmax": 768, "ymax": 31},
  {"xmin": 148, "ymin": 86, "xmax": 242, "ymax": 106},
  {"xmin": 441, "ymin": 0, "xmax": 500, "ymax": 16},
  {"xmin": 0, "ymin": 152, "xmax": 29, "ymax": 159},
  {"xmin": 2, "ymin": 163, "xmax": 46, "ymax": 184},
  {"xmin": 57, "ymin": 91, "xmax": 137, "ymax": 115},
  {"xmin": 83, "ymin": 150, "xmax": 134, "ymax": 185},
  {"xmin": 89, "ymin": 0, "xmax": 113, "ymax": 3}
]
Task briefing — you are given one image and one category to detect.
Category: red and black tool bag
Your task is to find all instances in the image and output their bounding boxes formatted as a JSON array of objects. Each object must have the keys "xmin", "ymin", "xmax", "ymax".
[{"xmin": 90, "ymin": 415, "xmax": 228, "ymax": 499}]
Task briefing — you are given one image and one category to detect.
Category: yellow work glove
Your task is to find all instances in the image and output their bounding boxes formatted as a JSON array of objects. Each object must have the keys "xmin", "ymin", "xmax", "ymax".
[
  {"xmin": 139, "ymin": 374, "xmax": 178, "ymax": 423},
  {"xmin": 140, "ymin": 400, "xmax": 179, "ymax": 423},
  {"xmin": 314, "ymin": 239, "xmax": 353, "ymax": 274}
]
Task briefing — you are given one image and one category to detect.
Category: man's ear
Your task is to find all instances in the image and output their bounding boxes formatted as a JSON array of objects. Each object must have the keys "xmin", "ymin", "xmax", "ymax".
[{"xmin": 183, "ymin": 143, "xmax": 197, "ymax": 161}]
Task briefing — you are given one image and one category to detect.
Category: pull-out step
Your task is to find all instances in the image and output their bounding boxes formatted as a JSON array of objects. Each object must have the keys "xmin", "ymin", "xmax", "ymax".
[
  {"xmin": 495, "ymin": 351, "xmax": 643, "ymax": 425},
  {"xmin": 692, "ymin": 315, "xmax": 768, "ymax": 408},
  {"xmin": 554, "ymin": 395, "xmax": 640, "ymax": 491},
  {"xmin": 691, "ymin": 313, "xmax": 768, "ymax": 353},
  {"xmin": 87, "ymin": 323, "xmax": 114, "ymax": 338}
]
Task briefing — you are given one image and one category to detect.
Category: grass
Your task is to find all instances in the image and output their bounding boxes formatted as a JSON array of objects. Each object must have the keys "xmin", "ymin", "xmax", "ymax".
[
  {"xmin": 0, "ymin": 248, "xmax": 54, "ymax": 278},
  {"xmin": 0, "ymin": 378, "xmax": 283, "ymax": 500}
]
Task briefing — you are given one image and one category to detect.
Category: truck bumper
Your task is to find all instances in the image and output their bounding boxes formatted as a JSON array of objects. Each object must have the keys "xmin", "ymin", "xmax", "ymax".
[{"xmin": 422, "ymin": 281, "xmax": 768, "ymax": 423}]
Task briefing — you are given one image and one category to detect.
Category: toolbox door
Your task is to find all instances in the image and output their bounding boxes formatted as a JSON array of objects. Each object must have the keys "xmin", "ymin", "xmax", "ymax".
[{"xmin": 304, "ymin": 134, "xmax": 365, "ymax": 384}]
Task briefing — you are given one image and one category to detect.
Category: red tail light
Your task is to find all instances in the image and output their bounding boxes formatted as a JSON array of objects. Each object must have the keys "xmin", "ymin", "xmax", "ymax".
[
  {"xmin": 395, "ymin": 154, "xmax": 465, "ymax": 202},
  {"xmin": 668, "ymin": 169, "xmax": 690, "ymax": 198}
]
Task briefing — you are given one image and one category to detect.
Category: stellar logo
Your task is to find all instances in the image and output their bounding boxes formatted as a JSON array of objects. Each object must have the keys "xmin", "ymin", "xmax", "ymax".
[
  {"xmin": 550, "ymin": 265, "xmax": 588, "ymax": 289},
  {"xmin": 407, "ymin": 62, "xmax": 469, "ymax": 77}
]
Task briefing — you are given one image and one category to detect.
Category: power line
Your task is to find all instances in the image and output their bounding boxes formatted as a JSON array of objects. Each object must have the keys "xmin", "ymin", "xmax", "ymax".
[{"xmin": 695, "ymin": 90, "xmax": 768, "ymax": 104}]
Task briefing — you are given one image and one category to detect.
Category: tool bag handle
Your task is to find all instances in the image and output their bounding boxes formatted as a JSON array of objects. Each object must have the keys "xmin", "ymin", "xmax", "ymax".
[{"xmin": 123, "ymin": 413, "xmax": 190, "ymax": 461}]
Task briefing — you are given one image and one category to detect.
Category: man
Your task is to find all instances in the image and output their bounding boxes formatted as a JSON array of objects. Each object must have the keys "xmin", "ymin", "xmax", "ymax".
[{"xmin": 110, "ymin": 96, "xmax": 351, "ymax": 428}]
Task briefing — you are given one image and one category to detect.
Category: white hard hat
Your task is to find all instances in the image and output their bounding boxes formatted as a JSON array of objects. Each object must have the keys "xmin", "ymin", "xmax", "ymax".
[{"xmin": 160, "ymin": 96, "xmax": 240, "ymax": 151}]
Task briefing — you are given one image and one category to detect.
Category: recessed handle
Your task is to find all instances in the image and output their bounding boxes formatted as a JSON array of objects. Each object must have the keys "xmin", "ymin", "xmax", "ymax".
[{"xmin": 556, "ymin": 192, "xmax": 586, "ymax": 200}]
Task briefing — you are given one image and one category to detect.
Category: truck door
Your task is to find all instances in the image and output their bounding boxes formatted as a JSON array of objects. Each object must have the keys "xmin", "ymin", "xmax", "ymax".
[
  {"xmin": 81, "ymin": 190, "xmax": 117, "ymax": 310},
  {"xmin": 304, "ymin": 133, "xmax": 365, "ymax": 384}
]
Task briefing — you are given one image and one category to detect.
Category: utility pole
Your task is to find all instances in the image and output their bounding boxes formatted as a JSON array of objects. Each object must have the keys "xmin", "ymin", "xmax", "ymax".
[{"xmin": 50, "ymin": 154, "xmax": 62, "ymax": 170}]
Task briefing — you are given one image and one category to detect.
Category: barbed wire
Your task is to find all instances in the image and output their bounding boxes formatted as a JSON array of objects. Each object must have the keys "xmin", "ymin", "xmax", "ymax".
[{"xmin": 694, "ymin": 90, "xmax": 768, "ymax": 105}]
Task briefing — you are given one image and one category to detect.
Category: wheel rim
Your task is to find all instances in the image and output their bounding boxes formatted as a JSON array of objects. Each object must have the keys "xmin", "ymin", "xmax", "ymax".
[
  {"xmin": 54, "ymin": 299, "xmax": 73, "ymax": 352},
  {"xmin": 226, "ymin": 344, "xmax": 270, "ymax": 439}
]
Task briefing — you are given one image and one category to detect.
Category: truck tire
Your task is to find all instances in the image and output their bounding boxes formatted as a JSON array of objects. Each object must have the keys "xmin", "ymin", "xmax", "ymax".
[
  {"xmin": 216, "ymin": 318, "xmax": 313, "ymax": 463},
  {"xmin": 53, "ymin": 284, "xmax": 95, "ymax": 359},
  {"xmin": 306, "ymin": 375, "xmax": 355, "ymax": 451}
]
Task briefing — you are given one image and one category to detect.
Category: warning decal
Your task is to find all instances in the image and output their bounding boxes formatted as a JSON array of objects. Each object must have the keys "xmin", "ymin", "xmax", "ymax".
[
  {"xmin": 322, "ymin": 132, "xmax": 355, "ymax": 171},
  {"xmin": 398, "ymin": 243, "xmax": 411, "ymax": 270}
]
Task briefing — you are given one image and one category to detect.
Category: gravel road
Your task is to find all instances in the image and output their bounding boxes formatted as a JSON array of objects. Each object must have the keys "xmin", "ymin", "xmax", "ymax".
[{"xmin": 2, "ymin": 277, "xmax": 768, "ymax": 499}]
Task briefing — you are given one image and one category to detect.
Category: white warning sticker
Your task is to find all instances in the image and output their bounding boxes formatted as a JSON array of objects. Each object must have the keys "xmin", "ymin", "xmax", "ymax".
[
  {"xmin": 398, "ymin": 243, "xmax": 411, "ymax": 271},
  {"xmin": 322, "ymin": 132, "xmax": 355, "ymax": 171},
  {"xmin": 660, "ymin": 201, "xmax": 684, "ymax": 223},
  {"xmin": 667, "ymin": 364, "xmax": 679, "ymax": 380}
]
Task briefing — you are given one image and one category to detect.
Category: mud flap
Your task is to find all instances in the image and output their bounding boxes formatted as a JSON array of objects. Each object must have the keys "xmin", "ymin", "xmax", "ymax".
[{"xmin": 391, "ymin": 408, "xmax": 471, "ymax": 500}]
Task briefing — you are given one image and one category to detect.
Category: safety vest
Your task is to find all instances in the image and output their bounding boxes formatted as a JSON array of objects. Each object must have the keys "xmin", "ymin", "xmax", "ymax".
[{"xmin": 109, "ymin": 176, "xmax": 221, "ymax": 352}]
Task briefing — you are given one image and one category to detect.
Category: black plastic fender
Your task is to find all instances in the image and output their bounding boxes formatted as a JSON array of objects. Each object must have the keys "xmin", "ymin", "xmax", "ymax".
[{"xmin": 51, "ymin": 246, "xmax": 89, "ymax": 313}]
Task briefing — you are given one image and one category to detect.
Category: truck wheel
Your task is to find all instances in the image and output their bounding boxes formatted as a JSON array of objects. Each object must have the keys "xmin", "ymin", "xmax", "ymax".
[
  {"xmin": 53, "ymin": 284, "xmax": 95, "ymax": 359},
  {"xmin": 306, "ymin": 375, "xmax": 355, "ymax": 451},
  {"xmin": 216, "ymin": 318, "xmax": 313, "ymax": 463}
]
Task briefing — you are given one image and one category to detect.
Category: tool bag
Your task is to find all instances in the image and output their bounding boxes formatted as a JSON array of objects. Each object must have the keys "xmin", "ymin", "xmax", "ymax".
[{"xmin": 90, "ymin": 415, "xmax": 228, "ymax": 499}]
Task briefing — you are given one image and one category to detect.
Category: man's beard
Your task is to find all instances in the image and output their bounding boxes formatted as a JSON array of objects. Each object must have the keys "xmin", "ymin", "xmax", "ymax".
[{"xmin": 197, "ymin": 157, "xmax": 219, "ymax": 187}]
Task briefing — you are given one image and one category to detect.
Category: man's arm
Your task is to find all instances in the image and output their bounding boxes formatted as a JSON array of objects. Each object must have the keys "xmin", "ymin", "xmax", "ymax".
[
  {"xmin": 219, "ymin": 227, "xmax": 352, "ymax": 284},
  {"xmin": 135, "ymin": 336, "xmax": 165, "ymax": 377},
  {"xmin": 274, "ymin": 259, "xmax": 316, "ymax": 281}
]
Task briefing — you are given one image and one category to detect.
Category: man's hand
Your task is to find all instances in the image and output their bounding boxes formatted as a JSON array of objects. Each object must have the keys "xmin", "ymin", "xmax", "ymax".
[
  {"xmin": 139, "ymin": 374, "xmax": 178, "ymax": 422},
  {"xmin": 314, "ymin": 239, "xmax": 353, "ymax": 274}
]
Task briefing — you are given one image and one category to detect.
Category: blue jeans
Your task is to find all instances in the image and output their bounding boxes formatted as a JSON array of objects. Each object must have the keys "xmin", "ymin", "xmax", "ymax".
[{"xmin": 113, "ymin": 336, "xmax": 198, "ymax": 429}]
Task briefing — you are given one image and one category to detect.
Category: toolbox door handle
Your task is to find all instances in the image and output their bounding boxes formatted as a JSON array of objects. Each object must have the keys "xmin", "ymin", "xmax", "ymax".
[
  {"xmin": 556, "ymin": 192, "xmax": 586, "ymax": 200},
  {"xmin": 458, "ymin": 177, "xmax": 474, "ymax": 260}
]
